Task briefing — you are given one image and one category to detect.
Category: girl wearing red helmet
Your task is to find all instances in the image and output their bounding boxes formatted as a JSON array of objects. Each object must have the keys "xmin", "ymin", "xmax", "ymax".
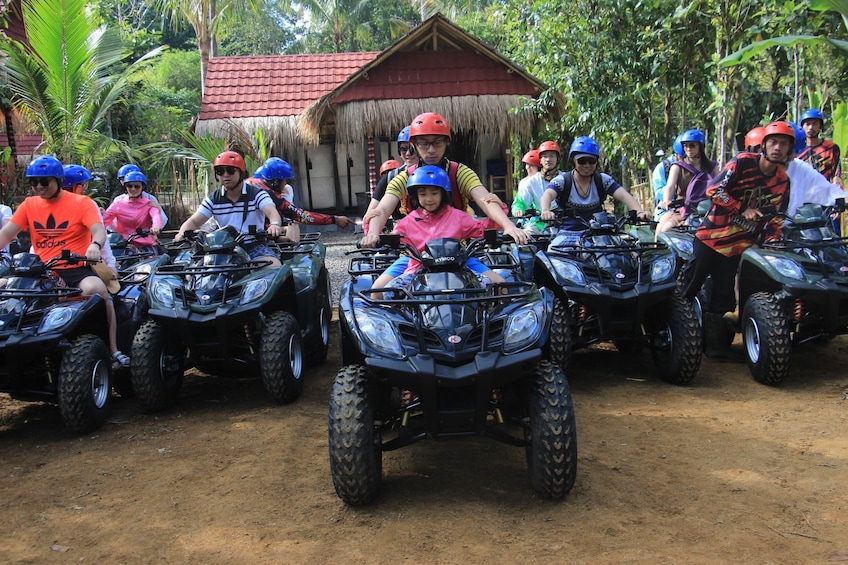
[
  {"xmin": 680, "ymin": 122, "xmax": 792, "ymax": 360},
  {"xmin": 361, "ymin": 112, "xmax": 529, "ymax": 247}
]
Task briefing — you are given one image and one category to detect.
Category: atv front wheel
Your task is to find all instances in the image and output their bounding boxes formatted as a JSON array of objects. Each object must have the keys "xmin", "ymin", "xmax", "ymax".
[
  {"xmin": 742, "ymin": 292, "xmax": 791, "ymax": 386},
  {"xmin": 650, "ymin": 289, "xmax": 702, "ymax": 385},
  {"xmin": 58, "ymin": 335, "xmax": 112, "ymax": 434},
  {"xmin": 304, "ymin": 271, "xmax": 331, "ymax": 367},
  {"xmin": 526, "ymin": 361, "xmax": 577, "ymax": 500},
  {"xmin": 131, "ymin": 319, "xmax": 185, "ymax": 412},
  {"xmin": 260, "ymin": 311, "xmax": 304, "ymax": 403},
  {"xmin": 328, "ymin": 364, "xmax": 382, "ymax": 505},
  {"xmin": 549, "ymin": 297, "xmax": 573, "ymax": 371}
]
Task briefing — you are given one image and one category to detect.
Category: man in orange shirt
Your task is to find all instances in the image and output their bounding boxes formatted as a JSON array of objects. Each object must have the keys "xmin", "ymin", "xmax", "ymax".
[{"xmin": 0, "ymin": 155, "xmax": 128, "ymax": 368}]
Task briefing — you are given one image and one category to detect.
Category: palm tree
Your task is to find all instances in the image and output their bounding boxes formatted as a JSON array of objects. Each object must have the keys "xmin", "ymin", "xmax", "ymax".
[
  {"xmin": 0, "ymin": 0, "xmax": 162, "ymax": 164},
  {"xmin": 157, "ymin": 0, "xmax": 276, "ymax": 95}
]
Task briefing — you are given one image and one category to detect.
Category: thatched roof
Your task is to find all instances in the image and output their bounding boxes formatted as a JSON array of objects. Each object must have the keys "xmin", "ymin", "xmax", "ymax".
[{"xmin": 299, "ymin": 13, "xmax": 553, "ymax": 145}]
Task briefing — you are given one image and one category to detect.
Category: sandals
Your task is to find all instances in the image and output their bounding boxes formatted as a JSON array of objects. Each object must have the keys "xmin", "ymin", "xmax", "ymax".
[{"xmin": 111, "ymin": 350, "xmax": 131, "ymax": 369}]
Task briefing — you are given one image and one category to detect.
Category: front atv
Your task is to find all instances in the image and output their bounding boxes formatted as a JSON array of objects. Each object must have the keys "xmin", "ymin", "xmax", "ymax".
[
  {"xmin": 536, "ymin": 210, "xmax": 702, "ymax": 384},
  {"xmin": 0, "ymin": 252, "xmax": 120, "ymax": 433},
  {"xmin": 736, "ymin": 201, "xmax": 848, "ymax": 385},
  {"xmin": 131, "ymin": 227, "xmax": 328, "ymax": 411},
  {"xmin": 329, "ymin": 233, "xmax": 578, "ymax": 505}
]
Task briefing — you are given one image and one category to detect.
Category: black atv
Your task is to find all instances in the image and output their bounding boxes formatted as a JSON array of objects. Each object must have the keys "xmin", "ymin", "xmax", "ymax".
[
  {"xmin": 0, "ymin": 251, "xmax": 140, "ymax": 433},
  {"xmin": 131, "ymin": 226, "xmax": 330, "ymax": 412},
  {"xmin": 734, "ymin": 200, "xmax": 848, "ymax": 385},
  {"xmin": 329, "ymin": 232, "xmax": 577, "ymax": 505},
  {"xmin": 535, "ymin": 210, "xmax": 702, "ymax": 384}
]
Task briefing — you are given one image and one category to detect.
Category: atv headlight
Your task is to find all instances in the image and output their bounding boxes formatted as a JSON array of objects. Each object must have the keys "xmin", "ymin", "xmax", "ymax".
[
  {"xmin": 766, "ymin": 255, "xmax": 805, "ymax": 280},
  {"xmin": 241, "ymin": 277, "xmax": 271, "ymax": 304},
  {"xmin": 550, "ymin": 258, "xmax": 586, "ymax": 285},
  {"xmin": 651, "ymin": 256, "xmax": 675, "ymax": 283},
  {"xmin": 39, "ymin": 306, "xmax": 76, "ymax": 333},
  {"xmin": 355, "ymin": 310, "xmax": 403, "ymax": 358},
  {"xmin": 150, "ymin": 278, "xmax": 176, "ymax": 308},
  {"xmin": 503, "ymin": 304, "xmax": 543, "ymax": 353},
  {"xmin": 664, "ymin": 234, "xmax": 693, "ymax": 256}
]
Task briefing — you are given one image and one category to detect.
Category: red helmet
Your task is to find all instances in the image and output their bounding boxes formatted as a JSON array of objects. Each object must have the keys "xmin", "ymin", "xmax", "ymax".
[
  {"xmin": 744, "ymin": 126, "xmax": 766, "ymax": 150},
  {"xmin": 379, "ymin": 159, "xmax": 401, "ymax": 176},
  {"xmin": 538, "ymin": 140, "xmax": 561, "ymax": 156},
  {"xmin": 409, "ymin": 112, "xmax": 451, "ymax": 140},
  {"xmin": 521, "ymin": 149, "xmax": 541, "ymax": 167},
  {"xmin": 213, "ymin": 151, "xmax": 246, "ymax": 172},
  {"xmin": 762, "ymin": 121, "xmax": 795, "ymax": 144}
]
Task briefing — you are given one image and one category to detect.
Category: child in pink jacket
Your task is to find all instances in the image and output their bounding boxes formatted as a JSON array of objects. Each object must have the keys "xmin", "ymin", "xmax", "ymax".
[{"xmin": 373, "ymin": 165, "xmax": 504, "ymax": 291}]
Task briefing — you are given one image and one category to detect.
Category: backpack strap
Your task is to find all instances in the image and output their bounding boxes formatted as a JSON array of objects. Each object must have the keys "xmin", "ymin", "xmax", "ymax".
[
  {"xmin": 447, "ymin": 160, "xmax": 463, "ymax": 210},
  {"xmin": 560, "ymin": 171, "xmax": 605, "ymax": 205}
]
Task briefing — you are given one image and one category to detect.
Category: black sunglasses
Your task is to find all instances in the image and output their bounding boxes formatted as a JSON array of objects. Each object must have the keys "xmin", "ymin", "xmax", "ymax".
[
  {"xmin": 214, "ymin": 166, "xmax": 238, "ymax": 176},
  {"xmin": 29, "ymin": 177, "xmax": 54, "ymax": 188},
  {"xmin": 398, "ymin": 144, "xmax": 414, "ymax": 154},
  {"xmin": 576, "ymin": 157, "xmax": 598, "ymax": 165}
]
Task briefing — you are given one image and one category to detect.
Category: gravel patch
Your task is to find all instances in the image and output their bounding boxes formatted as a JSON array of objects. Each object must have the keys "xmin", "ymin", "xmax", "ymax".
[{"xmin": 307, "ymin": 227, "xmax": 361, "ymax": 307}]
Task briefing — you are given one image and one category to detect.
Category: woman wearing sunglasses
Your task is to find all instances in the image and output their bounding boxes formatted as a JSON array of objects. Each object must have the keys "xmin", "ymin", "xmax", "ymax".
[
  {"xmin": 539, "ymin": 136, "xmax": 650, "ymax": 244},
  {"xmin": 656, "ymin": 128, "xmax": 718, "ymax": 236},
  {"xmin": 362, "ymin": 126, "xmax": 420, "ymax": 234}
]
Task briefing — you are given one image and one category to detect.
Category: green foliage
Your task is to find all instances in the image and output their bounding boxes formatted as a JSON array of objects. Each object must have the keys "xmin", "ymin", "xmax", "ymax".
[{"xmin": 0, "ymin": 0, "xmax": 163, "ymax": 165}]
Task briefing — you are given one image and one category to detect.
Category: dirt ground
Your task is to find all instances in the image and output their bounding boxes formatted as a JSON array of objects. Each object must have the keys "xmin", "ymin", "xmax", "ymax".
[{"xmin": 1, "ymin": 329, "xmax": 847, "ymax": 564}]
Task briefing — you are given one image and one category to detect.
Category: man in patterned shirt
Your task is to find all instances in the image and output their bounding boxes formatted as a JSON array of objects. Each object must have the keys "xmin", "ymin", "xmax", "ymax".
[
  {"xmin": 798, "ymin": 108, "xmax": 844, "ymax": 234},
  {"xmin": 681, "ymin": 121, "xmax": 794, "ymax": 359}
]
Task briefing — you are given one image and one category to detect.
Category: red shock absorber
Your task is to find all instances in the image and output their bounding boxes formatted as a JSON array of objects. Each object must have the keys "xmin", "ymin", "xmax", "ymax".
[
  {"xmin": 792, "ymin": 298, "xmax": 803, "ymax": 322},
  {"xmin": 400, "ymin": 389, "xmax": 414, "ymax": 408},
  {"xmin": 577, "ymin": 305, "xmax": 588, "ymax": 324}
]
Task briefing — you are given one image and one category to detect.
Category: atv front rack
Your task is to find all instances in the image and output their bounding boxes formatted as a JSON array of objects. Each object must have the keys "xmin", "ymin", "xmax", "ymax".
[
  {"xmin": 0, "ymin": 287, "xmax": 83, "ymax": 299},
  {"xmin": 547, "ymin": 241, "xmax": 668, "ymax": 285},
  {"xmin": 357, "ymin": 281, "xmax": 536, "ymax": 305}
]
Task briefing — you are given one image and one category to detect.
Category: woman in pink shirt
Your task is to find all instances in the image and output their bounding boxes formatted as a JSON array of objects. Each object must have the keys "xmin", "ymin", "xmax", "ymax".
[{"xmin": 102, "ymin": 171, "xmax": 164, "ymax": 252}]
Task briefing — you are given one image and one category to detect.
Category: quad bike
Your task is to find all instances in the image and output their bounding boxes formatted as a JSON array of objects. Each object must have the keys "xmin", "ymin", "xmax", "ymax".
[
  {"xmin": 732, "ymin": 200, "xmax": 848, "ymax": 385},
  {"xmin": 535, "ymin": 209, "xmax": 702, "ymax": 384},
  {"xmin": 0, "ymin": 251, "xmax": 150, "ymax": 433},
  {"xmin": 131, "ymin": 226, "xmax": 330, "ymax": 412},
  {"xmin": 329, "ymin": 232, "xmax": 577, "ymax": 505}
]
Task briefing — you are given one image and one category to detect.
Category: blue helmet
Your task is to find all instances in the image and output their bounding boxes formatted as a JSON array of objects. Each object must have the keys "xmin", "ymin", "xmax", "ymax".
[
  {"xmin": 26, "ymin": 155, "xmax": 64, "ymax": 179},
  {"xmin": 263, "ymin": 157, "xmax": 294, "ymax": 180},
  {"xmin": 680, "ymin": 129, "xmax": 706, "ymax": 145},
  {"xmin": 117, "ymin": 163, "xmax": 141, "ymax": 181},
  {"xmin": 62, "ymin": 164, "xmax": 92, "ymax": 187},
  {"xmin": 800, "ymin": 108, "xmax": 825, "ymax": 125},
  {"xmin": 123, "ymin": 171, "xmax": 147, "ymax": 186},
  {"xmin": 407, "ymin": 165, "xmax": 450, "ymax": 210},
  {"xmin": 397, "ymin": 126, "xmax": 411, "ymax": 144},
  {"xmin": 253, "ymin": 164, "xmax": 268, "ymax": 180},
  {"xmin": 568, "ymin": 136, "xmax": 600, "ymax": 160},
  {"xmin": 788, "ymin": 121, "xmax": 806, "ymax": 154},
  {"xmin": 672, "ymin": 134, "xmax": 684, "ymax": 157}
]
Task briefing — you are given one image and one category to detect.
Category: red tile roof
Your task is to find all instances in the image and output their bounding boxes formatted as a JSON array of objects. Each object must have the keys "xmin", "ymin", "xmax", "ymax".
[
  {"xmin": 332, "ymin": 50, "xmax": 539, "ymax": 104},
  {"xmin": 8, "ymin": 134, "xmax": 44, "ymax": 157},
  {"xmin": 198, "ymin": 53, "xmax": 380, "ymax": 120}
]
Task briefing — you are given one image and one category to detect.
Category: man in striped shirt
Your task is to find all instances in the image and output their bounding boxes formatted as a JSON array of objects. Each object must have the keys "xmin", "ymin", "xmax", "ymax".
[
  {"xmin": 175, "ymin": 151, "xmax": 285, "ymax": 267},
  {"xmin": 681, "ymin": 122, "xmax": 794, "ymax": 359}
]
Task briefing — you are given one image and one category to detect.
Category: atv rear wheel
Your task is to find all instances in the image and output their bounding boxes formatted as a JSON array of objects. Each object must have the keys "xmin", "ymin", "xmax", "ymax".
[
  {"xmin": 525, "ymin": 361, "xmax": 577, "ymax": 500},
  {"xmin": 58, "ymin": 335, "xmax": 112, "ymax": 434},
  {"xmin": 549, "ymin": 297, "xmax": 572, "ymax": 371},
  {"xmin": 650, "ymin": 289, "xmax": 702, "ymax": 385},
  {"xmin": 328, "ymin": 364, "xmax": 382, "ymax": 505},
  {"xmin": 304, "ymin": 271, "xmax": 331, "ymax": 367},
  {"xmin": 131, "ymin": 319, "xmax": 185, "ymax": 412},
  {"xmin": 260, "ymin": 311, "xmax": 304, "ymax": 403},
  {"xmin": 742, "ymin": 292, "xmax": 791, "ymax": 386}
]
